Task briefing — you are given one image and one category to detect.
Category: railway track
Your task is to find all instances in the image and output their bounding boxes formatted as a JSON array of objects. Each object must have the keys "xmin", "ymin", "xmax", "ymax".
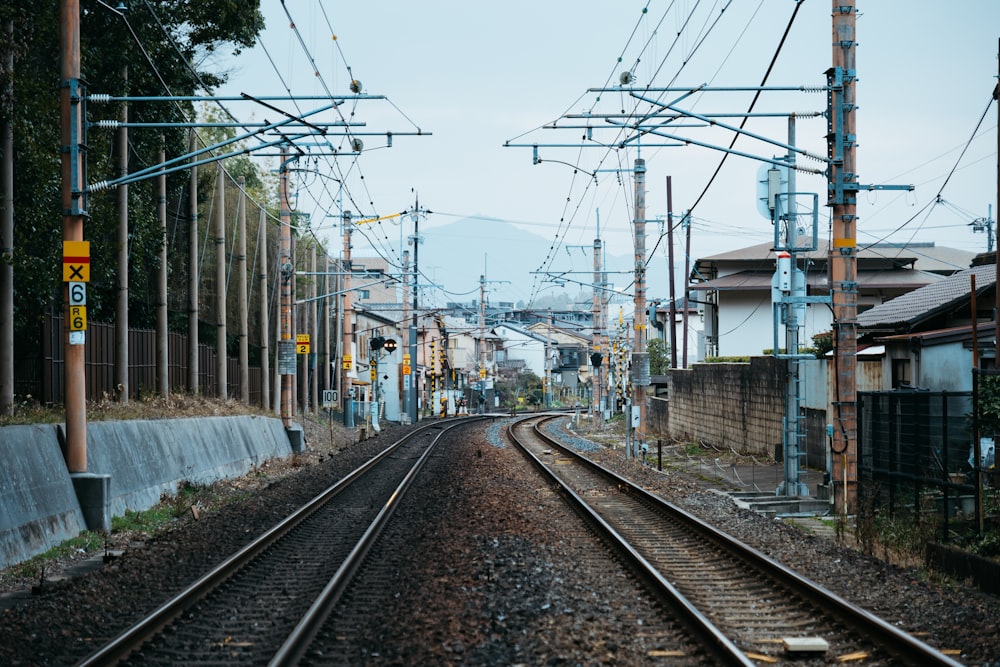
[
  {"xmin": 77, "ymin": 417, "xmax": 487, "ymax": 666},
  {"xmin": 506, "ymin": 414, "xmax": 965, "ymax": 666}
]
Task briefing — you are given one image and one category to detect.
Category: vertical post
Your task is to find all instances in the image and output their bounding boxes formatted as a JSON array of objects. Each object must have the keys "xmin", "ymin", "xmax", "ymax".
[
  {"xmin": 115, "ymin": 66, "xmax": 128, "ymax": 403},
  {"xmin": 666, "ymin": 176, "xmax": 677, "ymax": 369},
  {"xmin": 279, "ymin": 151, "xmax": 294, "ymax": 427},
  {"xmin": 1, "ymin": 19, "xmax": 15, "ymax": 416},
  {"xmin": 214, "ymin": 163, "xmax": 227, "ymax": 399},
  {"xmin": 402, "ymin": 249, "xmax": 411, "ymax": 422},
  {"xmin": 341, "ymin": 211, "xmax": 354, "ymax": 427},
  {"xmin": 187, "ymin": 130, "xmax": 199, "ymax": 394},
  {"xmin": 829, "ymin": 0, "xmax": 859, "ymax": 513},
  {"xmin": 310, "ymin": 243, "xmax": 318, "ymax": 415},
  {"xmin": 322, "ymin": 252, "xmax": 330, "ymax": 399},
  {"xmin": 237, "ymin": 178, "xmax": 249, "ymax": 403},
  {"xmin": 156, "ymin": 137, "xmax": 168, "ymax": 397},
  {"xmin": 409, "ymin": 202, "xmax": 419, "ymax": 424},
  {"xmin": 61, "ymin": 0, "xmax": 87, "ymax": 472},
  {"xmin": 682, "ymin": 213, "xmax": 691, "ymax": 369},
  {"xmin": 258, "ymin": 208, "xmax": 270, "ymax": 411},
  {"xmin": 632, "ymin": 158, "xmax": 648, "ymax": 451},
  {"xmin": 592, "ymin": 222, "xmax": 602, "ymax": 422}
]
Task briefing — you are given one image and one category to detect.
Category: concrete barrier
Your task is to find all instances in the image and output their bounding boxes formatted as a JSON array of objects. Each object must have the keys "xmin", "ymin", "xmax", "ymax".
[
  {"xmin": 0, "ymin": 424, "xmax": 86, "ymax": 569},
  {"xmin": 0, "ymin": 415, "xmax": 294, "ymax": 570}
]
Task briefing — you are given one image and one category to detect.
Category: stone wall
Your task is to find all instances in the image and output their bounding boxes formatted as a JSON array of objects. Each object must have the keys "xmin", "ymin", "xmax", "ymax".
[{"xmin": 649, "ymin": 357, "xmax": 786, "ymax": 457}]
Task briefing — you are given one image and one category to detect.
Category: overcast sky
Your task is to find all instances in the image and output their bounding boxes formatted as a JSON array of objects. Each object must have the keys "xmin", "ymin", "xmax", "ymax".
[{"xmin": 216, "ymin": 1, "xmax": 999, "ymax": 306}]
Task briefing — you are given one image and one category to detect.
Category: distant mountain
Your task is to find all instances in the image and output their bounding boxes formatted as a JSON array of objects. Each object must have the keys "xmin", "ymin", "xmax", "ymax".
[{"xmin": 358, "ymin": 215, "xmax": 672, "ymax": 315}]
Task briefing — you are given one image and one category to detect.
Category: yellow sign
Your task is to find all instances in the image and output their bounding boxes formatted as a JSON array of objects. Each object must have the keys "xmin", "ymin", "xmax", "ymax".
[
  {"xmin": 369, "ymin": 367, "xmax": 376, "ymax": 382},
  {"xmin": 62, "ymin": 241, "xmax": 91, "ymax": 283},
  {"xmin": 479, "ymin": 368, "xmax": 486, "ymax": 378},
  {"xmin": 69, "ymin": 305, "xmax": 87, "ymax": 331},
  {"xmin": 402, "ymin": 353, "xmax": 411, "ymax": 364},
  {"xmin": 342, "ymin": 354, "xmax": 352, "ymax": 370},
  {"xmin": 296, "ymin": 334, "xmax": 310, "ymax": 354},
  {"xmin": 402, "ymin": 364, "xmax": 411, "ymax": 375}
]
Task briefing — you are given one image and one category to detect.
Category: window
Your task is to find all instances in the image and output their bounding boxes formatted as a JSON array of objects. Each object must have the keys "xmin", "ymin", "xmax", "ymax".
[{"xmin": 891, "ymin": 358, "xmax": 911, "ymax": 389}]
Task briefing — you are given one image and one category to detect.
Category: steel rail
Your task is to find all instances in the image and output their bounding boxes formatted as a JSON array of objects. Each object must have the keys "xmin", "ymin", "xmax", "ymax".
[
  {"xmin": 526, "ymin": 415, "xmax": 965, "ymax": 667},
  {"xmin": 507, "ymin": 414, "xmax": 755, "ymax": 666},
  {"xmin": 269, "ymin": 417, "xmax": 490, "ymax": 665},
  {"xmin": 76, "ymin": 417, "xmax": 487, "ymax": 666}
]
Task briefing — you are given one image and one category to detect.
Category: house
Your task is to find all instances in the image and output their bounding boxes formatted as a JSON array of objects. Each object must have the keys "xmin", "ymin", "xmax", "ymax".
[
  {"xmin": 857, "ymin": 260, "xmax": 997, "ymax": 391},
  {"xmin": 689, "ymin": 241, "xmax": 973, "ymax": 358},
  {"xmin": 648, "ymin": 298, "xmax": 703, "ymax": 368},
  {"xmin": 527, "ymin": 321, "xmax": 592, "ymax": 399},
  {"xmin": 492, "ymin": 322, "xmax": 551, "ymax": 378}
]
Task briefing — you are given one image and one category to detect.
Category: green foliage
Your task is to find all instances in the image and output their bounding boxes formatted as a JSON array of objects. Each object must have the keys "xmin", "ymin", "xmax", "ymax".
[
  {"xmin": 704, "ymin": 356, "xmax": 751, "ymax": 363},
  {"xmin": 978, "ymin": 374, "xmax": 1000, "ymax": 435},
  {"xmin": 0, "ymin": 1, "xmax": 267, "ymax": 342},
  {"xmin": 647, "ymin": 337, "xmax": 669, "ymax": 375}
]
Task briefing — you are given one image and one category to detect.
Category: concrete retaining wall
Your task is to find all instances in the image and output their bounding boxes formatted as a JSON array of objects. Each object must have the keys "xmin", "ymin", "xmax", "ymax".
[
  {"xmin": 0, "ymin": 415, "xmax": 293, "ymax": 570},
  {"xmin": 658, "ymin": 357, "xmax": 785, "ymax": 456},
  {"xmin": 0, "ymin": 424, "xmax": 86, "ymax": 570}
]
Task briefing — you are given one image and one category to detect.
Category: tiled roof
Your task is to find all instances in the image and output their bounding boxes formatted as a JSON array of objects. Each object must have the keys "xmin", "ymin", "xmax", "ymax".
[
  {"xmin": 857, "ymin": 264, "xmax": 996, "ymax": 329},
  {"xmin": 689, "ymin": 269, "xmax": 939, "ymax": 292}
]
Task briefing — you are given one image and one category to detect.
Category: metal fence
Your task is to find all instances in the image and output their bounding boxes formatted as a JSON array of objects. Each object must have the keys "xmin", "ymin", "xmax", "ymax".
[
  {"xmin": 858, "ymin": 390, "xmax": 982, "ymax": 541},
  {"xmin": 14, "ymin": 313, "xmax": 262, "ymax": 406}
]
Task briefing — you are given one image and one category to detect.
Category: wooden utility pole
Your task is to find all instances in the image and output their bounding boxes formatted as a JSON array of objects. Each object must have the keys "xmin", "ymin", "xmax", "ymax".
[
  {"xmin": 156, "ymin": 138, "xmax": 168, "ymax": 397},
  {"xmin": 257, "ymin": 208, "xmax": 270, "ymax": 411},
  {"xmin": 214, "ymin": 163, "xmax": 227, "ymax": 399},
  {"xmin": 341, "ymin": 211, "xmax": 354, "ymax": 427},
  {"xmin": 61, "ymin": 0, "xmax": 87, "ymax": 472},
  {"xmin": 310, "ymin": 243, "xmax": 318, "ymax": 415},
  {"xmin": 994, "ymin": 38, "xmax": 999, "ymax": 353},
  {"xmin": 237, "ymin": 178, "xmax": 249, "ymax": 403},
  {"xmin": 631, "ymin": 158, "xmax": 648, "ymax": 453},
  {"xmin": 279, "ymin": 151, "xmax": 294, "ymax": 427},
  {"xmin": 592, "ymin": 225, "xmax": 604, "ymax": 423},
  {"xmin": 666, "ymin": 176, "xmax": 677, "ymax": 369},
  {"xmin": 187, "ymin": 130, "xmax": 199, "ymax": 394},
  {"xmin": 115, "ymin": 66, "xmax": 128, "ymax": 403},
  {"xmin": 829, "ymin": 1, "xmax": 859, "ymax": 513}
]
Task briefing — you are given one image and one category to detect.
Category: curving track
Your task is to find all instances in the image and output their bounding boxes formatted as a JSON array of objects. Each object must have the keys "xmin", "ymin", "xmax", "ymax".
[{"xmin": 506, "ymin": 414, "xmax": 965, "ymax": 666}]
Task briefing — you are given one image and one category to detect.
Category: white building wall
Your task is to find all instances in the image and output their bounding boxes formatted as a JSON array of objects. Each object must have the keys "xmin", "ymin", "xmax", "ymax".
[{"xmin": 716, "ymin": 293, "xmax": 833, "ymax": 357}]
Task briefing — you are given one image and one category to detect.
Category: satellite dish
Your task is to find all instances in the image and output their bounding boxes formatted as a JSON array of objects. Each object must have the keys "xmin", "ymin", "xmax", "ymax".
[
  {"xmin": 619, "ymin": 71, "xmax": 634, "ymax": 85},
  {"xmin": 351, "ymin": 138, "xmax": 364, "ymax": 153},
  {"xmin": 350, "ymin": 79, "xmax": 362, "ymax": 94}
]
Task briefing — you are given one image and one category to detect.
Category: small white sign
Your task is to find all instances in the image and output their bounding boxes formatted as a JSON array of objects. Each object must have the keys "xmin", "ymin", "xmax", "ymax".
[
  {"xmin": 69, "ymin": 330, "xmax": 85, "ymax": 345},
  {"xmin": 322, "ymin": 389, "xmax": 339, "ymax": 406},
  {"xmin": 68, "ymin": 281, "xmax": 86, "ymax": 306}
]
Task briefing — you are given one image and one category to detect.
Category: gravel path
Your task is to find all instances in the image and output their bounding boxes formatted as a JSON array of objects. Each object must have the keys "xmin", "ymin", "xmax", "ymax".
[{"xmin": 1, "ymin": 415, "xmax": 997, "ymax": 665}]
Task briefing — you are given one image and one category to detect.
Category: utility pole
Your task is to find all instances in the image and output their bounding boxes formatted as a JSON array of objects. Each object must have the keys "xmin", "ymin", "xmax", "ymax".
[
  {"xmin": 341, "ymin": 210, "xmax": 354, "ymax": 428},
  {"xmin": 237, "ymin": 178, "xmax": 249, "ymax": 403},
  {"xmin": 829, "ymin": 1, "xmax": 859, "ymax": 514},
  {"xmin": 478, "ymin": 274, "xmax": 486, "ymax": 410},
  {"xmin": 408, "ymin": 196, "xmax": 422, "ymax": 424},
  {"xmin": 115, "ymin": 66, "xmax": 128, "ymax": 403},
  {"xmin": 156, "ymin": 138, "xmax": 168, "ymax": 397},
  {"xmin": 61, "ymin": 0, "xmax": 87, "ymax": 472},
  {"xmin": 682, "ymin": 212, "xmax": 691, "ymax": 369},
  {"xmin": 214, "ymin": 162, "xmax": 227, "ymax": 399},
  {"xmin": 279, "ymin": 150, "xmax": 294, "ymax": 427},
  {"xmin": 631, "ymin": 158, "xmax": 648, "ymax": 454},
  {"xmin": 592, "ymin": 214, "xmax": 605, "ymax": 423},
  {"xmin": 187, "ymin": 130, "xmax": 199, "ymax": 394},
  {"xmin": 402, "ymin": 249, "xmax": 411, "ymax": 422},
  {"xmin": 258, "ymin": 207, "xmax": 270, "ymax": 411},
  {"xmin": 666, "ymin": 176, "xmax": 677, "ymax": 369}
]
